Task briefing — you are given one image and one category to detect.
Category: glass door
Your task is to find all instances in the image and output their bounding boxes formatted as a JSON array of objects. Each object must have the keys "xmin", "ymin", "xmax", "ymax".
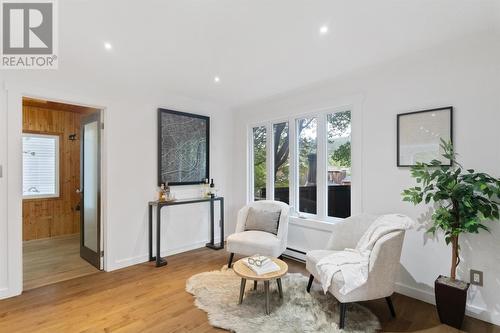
[{"xmin": 80, "ymin": 112, "xmax": 101, "ymax": 268}]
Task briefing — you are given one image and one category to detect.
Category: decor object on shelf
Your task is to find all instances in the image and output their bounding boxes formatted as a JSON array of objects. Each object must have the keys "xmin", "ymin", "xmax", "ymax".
[
  {"xmin": 402, "ymin": 139, "xmax": 500, "ymax": 329},
  {"xmin": 305, "ymin": 214, "xmax": 409, "ymax": 329},
  {"xmin": 157, "ymin": 182, "xmax": 175, "ymax": 202},
  {"xmin": 208, "ymin": 178, "xmax": 217, "ymax": 198},
  {"xmin": 158, "ymin": 108, "xmax": 209, "ymax": 185},
  {"xmin": 226, "ymin": 200, "xmax": 290, "ymax": 269},
  {"xmin": 234, "ymin": 257, "xmax": 288, "ymax": 314},
  {"xmin": 158, "ymin": 183, "xmax": 166, "ymax": 202},
  {"xmin": 397, "ymin": 106, "xmax": 452, "ymax": 166},
  {"xmin": 201, "ymin": 178, "xmax": 210, "ymax": 198},
  {"xmin": 187, "ymin": 268, "xmax": 380, "ymax": 332}
]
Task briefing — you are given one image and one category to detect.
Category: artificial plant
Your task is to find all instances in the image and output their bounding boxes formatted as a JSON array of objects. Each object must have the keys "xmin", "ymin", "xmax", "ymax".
[{"xmin": 402, "ymin": 139, "xmax": 500, "ymax": 280}]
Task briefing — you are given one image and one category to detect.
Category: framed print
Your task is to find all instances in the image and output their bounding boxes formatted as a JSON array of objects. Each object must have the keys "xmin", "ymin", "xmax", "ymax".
[
  {"xmin": 397, "ymin": 106, "xmax": 453, "ymax": 167},
  {"xmin": 158, "ymin": 108, "xmax": 210, "ymax": 185}
]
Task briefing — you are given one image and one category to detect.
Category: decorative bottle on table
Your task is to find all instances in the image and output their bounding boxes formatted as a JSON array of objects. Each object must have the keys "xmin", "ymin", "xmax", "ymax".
[
  {"xmin": 209, "ymin": 179, "xmax": 217, "ymax": 198},
  {"xmin": 164, "ymin": 182, "xmax": 174, "ymax": 201},
  {"xmin": 201, "ymin": 178, "xmax": 210, "ymax": 198},
  {"xmin": 158, "ymin": 183, "xmax": 166, "ymax": 202}
]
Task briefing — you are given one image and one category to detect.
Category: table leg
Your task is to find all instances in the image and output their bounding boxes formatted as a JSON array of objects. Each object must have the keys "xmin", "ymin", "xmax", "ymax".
[
  {"xmin": 210, "ymin": 199, "xmax": 214, "ymax": 245},
  {"xmin": 148, "ymin": 204, "xmax": 153, "ymax": 261},
  {"xmin": 239, "ymin": 278, "xmax": 246, "ymax": 304},
  {"xmin": 156, "ymin": 206, "xmax": 167, "ymax": 267},
  {"xmin": 220, "ymin": 198, "xmax": 224, "ymax": 248},
  {"xmin": 265, "ymin": 280, "xmax": 270, "ymax": 315},
  {"xmin": 277, "ymin": 278, "xmax": 283, "ymax": 299},
  {"xmin": 206, "ymin": 199, "xmax": 224, "ymax": 250},
  {"xmin": 254, "ymin": 280, "xmax": 258, "ymax": 290}
]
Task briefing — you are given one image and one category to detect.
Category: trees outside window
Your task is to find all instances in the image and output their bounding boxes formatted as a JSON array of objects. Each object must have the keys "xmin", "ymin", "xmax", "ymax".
[
  {"xmin": 252, "ymin": 126, "xmax": 266, "ymax": 200},
  {"xmin": 327, "ymin": 111, "xmax": 351, "ymax": 217},
  {"xmin": 273, "ymin": 122, "xmax": 289, "ymax": 203},
  {"xmin": 250, "ymin": 109, "xmax": 352, "ymax": 219},
  {"xmin": 297, "ymin": 118, "xmax": 317, "ymax": 214}
]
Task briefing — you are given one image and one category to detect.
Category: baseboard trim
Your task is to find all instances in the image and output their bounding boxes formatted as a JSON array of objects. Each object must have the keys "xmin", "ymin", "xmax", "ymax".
[
  {"xmin": 110, "ymin": 239, "xmax": 222, "ymax": 271},
  {"xmin": 0, "ymin": 286, "xmax": 21, "ymax": 300},
  {"xmin": 395, "ymin": 282, "xmax": 500, "ymax": 326}
]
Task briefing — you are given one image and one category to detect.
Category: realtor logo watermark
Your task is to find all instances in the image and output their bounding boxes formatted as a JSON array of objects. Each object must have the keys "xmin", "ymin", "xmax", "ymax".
[{"xmin": 1, "ymin": 0, "xmax": 58, "ymax": 69}]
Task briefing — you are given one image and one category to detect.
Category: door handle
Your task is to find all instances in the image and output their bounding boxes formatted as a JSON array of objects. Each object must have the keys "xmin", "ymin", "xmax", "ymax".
[{"xmin": 76, "ymin": 188, "xmax": 82, "ymax": 194}]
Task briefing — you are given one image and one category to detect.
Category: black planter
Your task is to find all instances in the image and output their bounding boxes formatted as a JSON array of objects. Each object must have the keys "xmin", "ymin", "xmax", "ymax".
[{"xmin": 435, "ymin": 275, "xmax": 470, "ymax": 329}]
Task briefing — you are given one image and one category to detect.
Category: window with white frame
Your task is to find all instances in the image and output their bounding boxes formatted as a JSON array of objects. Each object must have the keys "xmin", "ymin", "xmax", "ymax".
[
  {"xmin": 327, "ymin": 111, "xmax": 351, "ymax": 217},
  {"xmin": 273, "ymin": 122, "xmax": 290, "ymax": 204},
  {"xmin": 22, "ymin": 133, "xmax": 60, "ymax": 199},
  {"xmin": 297, "ymin": 117, "xmax": 318, "ymax": 214},
  {"xmin": 249, "ymin": 109, "xmax": 352, "ymax": 220},
  {"xmin": 252, "ymin": 126, "xmax": 267, "ymax": 201}
]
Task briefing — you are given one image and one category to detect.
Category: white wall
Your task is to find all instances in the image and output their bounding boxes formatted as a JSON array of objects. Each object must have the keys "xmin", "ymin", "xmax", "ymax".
[
  {"xmin": 0, "ymin": 88, "xmax": 8, "ymax": 295},
  {"xmin": 231, "ymin": 32, "xmax": 500, "ymax": 325},
  {"xmin": 0, "ymin": 74, "xmax": 235, "ymax": 298}
]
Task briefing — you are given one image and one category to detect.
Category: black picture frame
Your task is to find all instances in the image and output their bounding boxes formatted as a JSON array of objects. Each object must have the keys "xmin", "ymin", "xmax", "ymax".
[
  {"xmin": 157, "ymin": 108, "xmax": 210, "ymax": 185},
  {"xmin": 397, "ymin": 106, "xmax": 453, "ymax": 167}
]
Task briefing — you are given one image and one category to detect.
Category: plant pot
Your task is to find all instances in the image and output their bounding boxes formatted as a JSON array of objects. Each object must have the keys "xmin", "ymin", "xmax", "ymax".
[{"xmin": 435, "ymin": 275, "xmax": 470, "ymax": 329}]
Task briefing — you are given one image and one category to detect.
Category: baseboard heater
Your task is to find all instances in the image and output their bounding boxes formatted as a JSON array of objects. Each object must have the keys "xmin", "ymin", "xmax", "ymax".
[{"xmin": 283, "ymin": 247, "xmax": 306, "ymax": 263}]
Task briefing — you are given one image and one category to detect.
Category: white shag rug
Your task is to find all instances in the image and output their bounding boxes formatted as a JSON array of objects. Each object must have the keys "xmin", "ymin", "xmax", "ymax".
[{"xmin": 186, "ymin": 268, "xmax": 380, "ymax": 333}]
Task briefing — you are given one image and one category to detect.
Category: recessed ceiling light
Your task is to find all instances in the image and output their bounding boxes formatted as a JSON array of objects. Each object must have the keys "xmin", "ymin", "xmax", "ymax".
[
  {"xmin": 104, "ymin": 42, "xmax": 112, "ymax": 50},
  {"xmin": 214, "ymin": 76, "xmax": 221, "ymax": 83},
  {"xmin": 319, "ymin": 25, "xmax": 329, "ymax": 35}
]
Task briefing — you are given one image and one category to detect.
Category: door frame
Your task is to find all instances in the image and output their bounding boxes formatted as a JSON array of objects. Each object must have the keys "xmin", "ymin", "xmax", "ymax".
[{"xmin": 1, "ymin": 84, "xmax": 108, "ymax": 298}]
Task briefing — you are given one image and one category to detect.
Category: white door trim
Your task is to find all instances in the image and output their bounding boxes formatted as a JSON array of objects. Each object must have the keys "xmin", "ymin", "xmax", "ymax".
[{"xmin": 0, "ymin": 84, "xmax": 108, "ymax": 299}]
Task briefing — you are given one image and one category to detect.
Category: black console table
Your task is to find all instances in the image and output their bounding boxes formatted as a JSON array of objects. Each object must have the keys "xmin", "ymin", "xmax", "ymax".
[{"xmin": 148, "ymin": 196, "xmax": 224, "ymax": 267}]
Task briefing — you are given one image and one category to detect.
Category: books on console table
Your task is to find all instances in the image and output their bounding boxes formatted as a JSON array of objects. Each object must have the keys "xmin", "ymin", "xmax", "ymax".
[{"xmin": 242, "ymin": 257, "xmax": 281, "ymax": 275}]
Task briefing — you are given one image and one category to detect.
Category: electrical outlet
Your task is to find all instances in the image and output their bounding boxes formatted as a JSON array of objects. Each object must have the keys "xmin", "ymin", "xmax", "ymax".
[{"xmin": 470, "ymin": 269, "xmax": 483, "ymax": 287}]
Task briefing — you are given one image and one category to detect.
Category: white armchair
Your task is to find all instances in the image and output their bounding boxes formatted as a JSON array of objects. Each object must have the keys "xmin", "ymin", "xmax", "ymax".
[
  {"xmin": 226, "ymin": 200, "xmax": 290, "ymax": 267},
  {"xmin": 305, "ymin": 213, "xmax": 406, "ymax": 329}
]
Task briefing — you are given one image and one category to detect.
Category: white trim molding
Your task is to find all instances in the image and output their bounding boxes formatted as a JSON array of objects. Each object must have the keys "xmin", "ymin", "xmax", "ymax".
[{"xmin": 0, "ymin": 83, "xmax": 109, "ymax": 299}]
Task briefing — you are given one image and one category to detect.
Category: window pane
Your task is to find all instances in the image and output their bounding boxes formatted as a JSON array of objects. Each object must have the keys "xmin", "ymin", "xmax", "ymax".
[
  {"xmin": 327, "ymin": 111, "xmax": 351, "ymax": 218},
  {"xmin": 297, "ymin": 117, "xmax": 317, "ymax": 214},
  {"xmin": 22, "ymin": 134, "xmax": 59, "ymax": 198},
  {"xmin": 252, "ymin": 126, "xmax": 267, "ymax": 201},
  {"xmin": 273, "ymin": 122, "xmax": 289, "ymax": 204}
]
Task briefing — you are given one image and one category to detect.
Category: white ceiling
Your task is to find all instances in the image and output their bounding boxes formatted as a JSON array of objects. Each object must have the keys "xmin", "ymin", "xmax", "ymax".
[{"xmin": 3, "ymin": 0, "xmax": 500, "ymax": 108}]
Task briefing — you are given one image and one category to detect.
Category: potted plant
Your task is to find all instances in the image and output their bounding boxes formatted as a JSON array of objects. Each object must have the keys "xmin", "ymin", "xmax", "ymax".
[{"xmin": 402, "ymin": 139, "xmax": 500, "ymax": 329}]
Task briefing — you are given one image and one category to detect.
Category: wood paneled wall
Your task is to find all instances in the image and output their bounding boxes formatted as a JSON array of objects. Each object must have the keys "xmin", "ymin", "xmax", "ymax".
[{"xmin": 22, "ymin": 102, "xmax": 95, "ymax": 241}]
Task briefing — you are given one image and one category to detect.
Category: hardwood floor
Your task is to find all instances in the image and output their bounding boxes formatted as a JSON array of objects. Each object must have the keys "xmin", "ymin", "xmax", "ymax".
[
  {"xmin": 0, "ymin": 247, "xmax": 497, "ymax": 332},
  {"xmin": 23, "ymin": 234, "xmax": 99, "ymax": 290}
]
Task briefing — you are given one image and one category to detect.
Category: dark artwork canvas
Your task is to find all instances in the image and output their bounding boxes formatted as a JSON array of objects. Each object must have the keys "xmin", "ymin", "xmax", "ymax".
[{"xmin": 158, "ymin": 109, "xmax": 209, "ymax": 185}]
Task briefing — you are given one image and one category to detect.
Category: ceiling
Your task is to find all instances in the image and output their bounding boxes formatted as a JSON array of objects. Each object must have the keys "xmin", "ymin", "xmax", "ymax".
[{"xmin": 2, "ymin": 0, "xmax": 500, "ymax": 108}]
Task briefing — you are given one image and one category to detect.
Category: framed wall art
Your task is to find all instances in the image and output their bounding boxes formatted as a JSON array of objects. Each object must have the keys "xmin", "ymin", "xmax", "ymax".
[
  {"xmin": 397, "ymin": 106, "xmax": 453, "ymax": 167},
  {"xmin": 158, "ymin": 108, "xmax": 209, "ymax": 185}
]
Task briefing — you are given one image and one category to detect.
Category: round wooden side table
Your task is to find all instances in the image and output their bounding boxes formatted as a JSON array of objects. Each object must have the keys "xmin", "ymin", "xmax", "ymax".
[{"xmin": 233, "ymin": 257, "xmax": 288, "ymax": 315}]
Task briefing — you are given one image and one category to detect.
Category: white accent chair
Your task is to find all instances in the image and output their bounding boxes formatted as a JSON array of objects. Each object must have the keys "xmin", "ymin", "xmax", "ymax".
[
  {"xmin": 305, "ymin": 214, "xmax": 406, "ymax": 329},
  {"xmin": 226, "ymin": 200, "xmax": 290, "ymax": 267}
]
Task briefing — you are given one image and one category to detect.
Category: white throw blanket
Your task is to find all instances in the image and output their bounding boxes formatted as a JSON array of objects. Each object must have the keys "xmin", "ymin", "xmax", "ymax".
[{"xmin": 316, "ymin": 214, "xmax": 414, "ymax": 295}]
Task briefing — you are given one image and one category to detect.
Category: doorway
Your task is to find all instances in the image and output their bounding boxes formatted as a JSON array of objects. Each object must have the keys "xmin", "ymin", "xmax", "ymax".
[{"xmin": 22, "ymin": 97, "xmax": 103, "ymax": 290}]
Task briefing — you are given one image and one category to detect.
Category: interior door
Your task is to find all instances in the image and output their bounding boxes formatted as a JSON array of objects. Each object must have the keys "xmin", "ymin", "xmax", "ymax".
[{"xmin": 80, "ymin": 112, "xmax": 101, "ymax": 268}]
